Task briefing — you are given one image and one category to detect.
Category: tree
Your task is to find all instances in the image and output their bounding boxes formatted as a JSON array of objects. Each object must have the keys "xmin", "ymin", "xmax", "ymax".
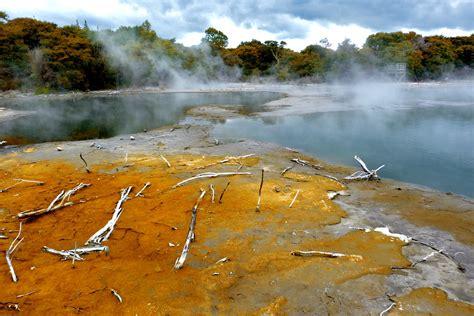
[
  {"xmin": 264, "ymin": 40, "xmax": 286, "ymax": 67},
  {"xmin": 202, "ymin": 27, "xmax": 228, "ymax": 51},
  {"xmin": 0, "ymin": 11, "xmax": 8, "ymax": 23}
]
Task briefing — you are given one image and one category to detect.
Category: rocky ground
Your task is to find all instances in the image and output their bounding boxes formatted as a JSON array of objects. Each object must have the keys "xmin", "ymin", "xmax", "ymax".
[{"xmin": 0, "ymin": 119, "xmax": 473, "ymax": 314}]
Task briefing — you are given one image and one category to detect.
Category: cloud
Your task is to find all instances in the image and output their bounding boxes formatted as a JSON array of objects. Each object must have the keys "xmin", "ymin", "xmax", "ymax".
[{"xmin": 2, "ymin": 0, "xmax": 473, "ymax": 51}]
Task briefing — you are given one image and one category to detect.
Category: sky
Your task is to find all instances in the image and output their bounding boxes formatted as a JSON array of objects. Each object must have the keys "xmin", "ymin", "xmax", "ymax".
[{"xmin": 1, "ymin": 0, "xmax": 473, "ymax": 51}]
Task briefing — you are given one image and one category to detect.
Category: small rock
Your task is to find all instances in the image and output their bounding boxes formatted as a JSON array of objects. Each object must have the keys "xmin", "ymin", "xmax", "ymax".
[
  {"xmin": 56, "ymin": 146, "xmax": 63, "ymax": 151},
  {"xmin": 130, "ymin": 136, "xmax": 135, "ymax": 140}
]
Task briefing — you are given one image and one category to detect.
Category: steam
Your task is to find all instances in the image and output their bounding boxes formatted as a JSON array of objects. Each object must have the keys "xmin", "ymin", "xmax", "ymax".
[{"xmin": 96, "ymin": 30, "xmax": 241, "ymax": 89}]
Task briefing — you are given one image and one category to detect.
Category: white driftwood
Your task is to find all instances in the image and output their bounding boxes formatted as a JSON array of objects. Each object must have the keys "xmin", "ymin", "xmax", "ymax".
[
  {"xmin": 196, "ymin": 154, "xmax": 255, "ymax": 170},
  {"xmin": 291, "ymin": 250, "xmax": 362, "ymax": 260},
  {"xmin": 110, "ymin": 289, "xmax": 123, "ymax": 303},
  {"xmin": 281, "ymin": 165, "xmax": 294, "ymax": 176},
  {"xmin": 85, "ymin": 186, "xmax": 132, "ymax": 246},
  {"xmin": 174, "ymin": 190, "xmax": 207, "ymax": 270},
  {"xmin": 291, "ymin": 158, "xmax": 322, "ymax": 170},
  {"xmin": 173, "ymin": 172, "xmax": 251, "ymax": 188},
  {"xmin": 379, "ymin": 303, "xmax": 396, "ymax": 316},
  {"xmin": 345, "ymin": 155, "xmax": 385, "ymax": 181},
  {"xmin": 42, "ymin": 246, "xmax": 85, "ymax": 261},
  {"xmin": 160, "ymin": 154, "xmax": 171, "ymax": 168},
  {"xmin": 135, "ymin": 182, "xmax": 151, "ymax": 197},
  {"xmin": 6, "ymin": 223, "xmax": 24, "ymax": 282},
  {"xmin": 289, "ymin": 190, "xmax": 300, "ymax": 208},
  {"xmin": 209, "ymin": 184, "xmax": 215, "ymax": 203},
  {"xmin": 0, "ymin": 179, "xmax": 44, "ymax": 193},
  {"xmin": 17, "ymin": 183, "xmax": 90, "ymax": 219}
]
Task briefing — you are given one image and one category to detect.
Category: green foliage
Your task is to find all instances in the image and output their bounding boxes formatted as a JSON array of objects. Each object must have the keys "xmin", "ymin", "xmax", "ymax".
[{"xmin": 0, "ymin": 14, "xmax": 472, "ymax": 92}]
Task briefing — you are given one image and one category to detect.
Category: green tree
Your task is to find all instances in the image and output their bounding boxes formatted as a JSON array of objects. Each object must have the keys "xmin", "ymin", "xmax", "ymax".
[{"xmin": 203, "ymin": 27, "xmax": 228, "ymax": 52}]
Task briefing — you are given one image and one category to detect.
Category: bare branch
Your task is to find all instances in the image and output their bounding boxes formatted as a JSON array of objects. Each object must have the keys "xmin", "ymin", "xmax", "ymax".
[
  {"xmin": 289, "ymin": 190, "xmax": 300, "ymax": 208},
  {"xmin": 291, "ymin": 250, "xmax": 362, "ymax": 260},
  {"xmin": 345, "ymin": 156, "xmax": 385, "ymax": 181},
  {"xmin": 135, "ymin": 182, "xmax": 151, "ymax": 197},
  {"xmin": 173, "ymin": 172, "xmax": 251, "ymax": 188},
  {"xmin": 174, "ymin": 190, "xmax": 207, "ymax": 269},
  {"xmin": 256, "ymin": 169, "xmax": 264, "ymax": 212},
  {"xmin": 160, "ymin": 154, "xmax": 171, "ymax": 168},
  {"xmin": 0, "ymin": 179, "xmax": 44, "ymax": 193},
  {"xmin": 6, "ymin": 222, "xmax": 23, "ymax": 282}
]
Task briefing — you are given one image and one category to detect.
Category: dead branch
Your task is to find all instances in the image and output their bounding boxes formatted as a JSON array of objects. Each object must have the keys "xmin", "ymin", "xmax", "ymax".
[
  {"xmin": 345, "ymin": 155, "xmax": 385, "ymax": 181},
  {"xmin": 0, "ymin": 179, "xmax": 44, "ymax": 193},
  {"xmin": 379, "ymin": 303, "xmax": 396, "ymax": 316},
  {"xmin": 110, "ymin": 289, "xmax": 123, "ymax": 303},
  {"xmin": 218, "ymin": 181, "xmax": 230, "ymax": 204},
  {"xmin": 135, "ymin": 182, "xmax": 151, "ymax": 197},
  {"xmin": 196, "ymin": 154, "xmax": 255, "ymax": 170},
  {"xmin": 79, "ymin": 153, "xmax": 91, "ymax": 173},
  {"xmin": 281, "ymin": 165, "xmax": 294, "ymax": 176},
  {"xmin": 411, "ymin": 238, "xmax": 465, "ymax": 272},
  {"xmin": 289, "ymin": 190, "xmax": 300, "ymax": 208},
  {"xmin": 17, "ymin": 183, "xmax": 90, "ymax": 219},
  {"xmin": 291, "ymin": 158, "xmax": 322, "ymax": 170},
  {"xmin": 43, "ymin": 244, "xmax": 109, "ymax": 261},
  {"xmin": 173, "ymin": 172, "xmax": 251, "ymax": 188},
  {"xmin": 85, "ymin": 186, "xmax": 133, "ymax": 246},
  {"xmin": 16, "ymin": 290, "xmax": 38, "ymax": 298},
  {"xmin": 209, "ymin": 184, "xmax": 215, "ymax": 203},
  {"xmin": 256, "ymin": 169, "xmax": 264, "ymax": 212},
  {"xmin": 174, "ymin": 190, "xmax": 207, "ymax": 270},
  {"xmin": 6, "ymin": 222, "xmax": 23, "ymax": 282},
  {"xmin": 291, "ymin": 250, "xmax": 362, "ymax": 260},
  {"xmin": 160, "ymin": 154, "xmax": 172, "ymax": 168}
]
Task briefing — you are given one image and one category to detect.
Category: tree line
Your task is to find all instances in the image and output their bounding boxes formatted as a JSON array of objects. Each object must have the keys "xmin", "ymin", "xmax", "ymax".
[{"xmin": 0, "ymin": 12, "xmax": 472, "ymax": 92}]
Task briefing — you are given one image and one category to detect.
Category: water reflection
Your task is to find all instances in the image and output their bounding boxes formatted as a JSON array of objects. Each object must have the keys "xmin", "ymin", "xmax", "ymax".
[
  {"xmin": 209, "ymin": 106, "xmax": 474, "ymax": 197},
  {"xmin": 0, "ymin": 92, "xmax": 282, "ymax": 144}
]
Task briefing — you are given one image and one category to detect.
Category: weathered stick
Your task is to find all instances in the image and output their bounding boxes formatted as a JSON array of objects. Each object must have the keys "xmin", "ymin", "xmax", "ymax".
[
  {"xmin": 16, "ymin": 290, "xmax": 38, "ymax": 299},
  {"xmin": 281, "ymin": 165, "xmax": 294, "ymax": 176},
  {"xmin": 289, "ymin": 190, "xmax": 300, "ymax": 208},
  {"xmin": 291, "ymin": 158, "xmax": 322, "ymax": 170},
  {"xmin": 85, "ymin": 186, "xmax": 132, "ymax": 246},
  {"xmin": 79, "ymin": 153, "xmax": 91, "ymax": 173},
  {"xmin": 209, "ymin": 184, "xmax": 215, "ymax": 203},
  {"xmin": 411, "ymin": 238, "xmax": 465, "ymax": 272},
  {"xmin": 256, "ymin": 169, "xmax": 264, "ymax": 212},
  {"xmin": 218, "ymin": 181, "xmax": 230, "ymax": 203},
  {"xmin": 0, "ymin": 179, "xmax": 44, "ymax": 193},
  {"xmin": 17, "ymin": 183, "xmax": 90, "ymax": 219},
  {"xmin": 345, "ymin": 155, "xmax": 385, "ymax": 181},
  {"xmin": 160, "ymin": 154, "xmax": 171, "ymax": 168},
  {"xmin": 291, "ymin": 250, "xmax": 362, "ymax": 260},
  {"xmin": 379, "ymin": 303, "xmax": 396, "ymax": 316},
  {"xmin": 327, "ymin": 190, "xmax": 350, "ymax": 200},
  {"xmin": 6, "ymin": 223, "xmax": 23, "ymax": 282},
  {"xmin": 174, "ymin": 190, "xmax": 207, "ymax": 270},
  {"xmin": 135, "ymin": 182, "xmax": 151, "ymax": 197},
  {"xmin": 173, "ymin": 172, "xmax": 251, "ymax": 188},
  {"xmin": 196, "ymin": 154, "xmax": 255, "ymax": 170},
  {"xmin": 43, "ymin": 244, "xmax": 109, "ymax": 261},
  {"xmin": 110, "ymin": 289, "xmax": 123, "ymax": 303}
]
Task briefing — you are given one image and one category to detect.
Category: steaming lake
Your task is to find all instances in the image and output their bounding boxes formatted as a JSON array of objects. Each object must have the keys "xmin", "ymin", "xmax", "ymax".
[{"xmin": 0, "ymin": 87, "xmax": 473, "ymax": 197}]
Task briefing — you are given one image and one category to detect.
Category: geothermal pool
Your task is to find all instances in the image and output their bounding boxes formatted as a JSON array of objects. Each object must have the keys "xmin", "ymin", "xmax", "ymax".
[{"xmin": 0, "ymin": 87, "xmax": 473, "ymax": 197}]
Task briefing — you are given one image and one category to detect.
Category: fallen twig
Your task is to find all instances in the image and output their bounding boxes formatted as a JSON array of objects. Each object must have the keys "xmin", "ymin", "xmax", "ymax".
[
  {"xmin": 411, "ymin": 238, "xmax": 465, "ymax": 272},
  {"xmin": 0, "ymin": 179, "xmax": 44, "ymax": 193},
  {"xmin": 85, "ymin": 186, "xmax": 132, "ymax": 246},
  {"xmin": 289, "ymin": 190, "xmax": 300, "ymax": 208},
  {"xmin": 16, "ymin": 291, "xmax": 38, "ymax": 299},
  {"xmin": 174, "ymin": 190, "xmax": 207, "ymax": 270},
  {"xmin": 209, "ymin": 184, "xmax": 215, "ymax": 203},
  {"xmin": 290, "ymin": 250, "xmax": 362, "ymax": 260},
  {"xmin": 160, "ymin": 154, "xmax": 171, "ymax": 168},
  {"xmin": 291, "ymin": 158, "xmax": 322, "ymax": 170},
  {"xmin": 135, "ymin": 182, "xmax": 151, "ymax": 197},
  {"xmin": 281, "ymin": 165, "xmax": 294, "ymax": 176},
  {"xmin": 196, "ymin": 154, "xmax": 255, "ymax": 169},
  {"xmin": 218, "ymin": 181, "xmax": 230, "ymax": 204},
  {"xmin": 173, "ymin": 172, "xmax": 251, "ymax": 188},
  {"xmin": 17, "ymin": 183, "xmax": 90, "ymax": 219},
  {"xmin": 110, "ymin": 289, "xmax": 123, "ymax": 303},
  {"xmin": 379, "ymin": 303, "xmax": 396, "ymax": 316},
  {"xmin": 256, "ymin": 169, "xmax": 264, "ymax": 212},
  {"xmin": 345, "ymin": 155, "xmax": 384, "ymax": 181},
  {"xmin": 79, "ymin": 153, "xmax": 91, "ymax": 173},
  {"xmin": 6, "ymin": 222, "xmax": 23, "ymax": 282}
]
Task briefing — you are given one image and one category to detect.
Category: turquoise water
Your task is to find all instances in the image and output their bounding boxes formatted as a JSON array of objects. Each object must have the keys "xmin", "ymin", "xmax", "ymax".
[{"xmin": 206, "ymin": 106, "xmax": 473, "ymax": 197}]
